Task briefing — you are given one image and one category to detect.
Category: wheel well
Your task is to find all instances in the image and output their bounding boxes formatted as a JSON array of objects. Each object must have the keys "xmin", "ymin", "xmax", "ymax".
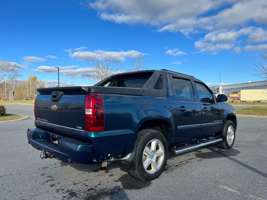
[
  {"xmin": 137, "ymin": 119, "xmax": 173, "ymax": 142},
  {"xmin": 226, "ymin": 114, "xmax": 237, "ymax": 127}
]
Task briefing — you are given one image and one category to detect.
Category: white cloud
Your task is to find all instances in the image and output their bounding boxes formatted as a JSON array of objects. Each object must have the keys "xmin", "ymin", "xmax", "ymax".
[
  {"xmin": 89, "ymin": 0, "xmax": 267, "ymax": 53},
  {"xmin": 36, "ymin": 66, "xmax": 58, "ymax": 73},
  {"xmin": 244, "ymin": 44, "xmax": 267, "ymax": 52},
  {"xmin": 36, "ymin": 65, "xmax": 96, "ymax": 77},
  {"xmin": 70, "ymin": 49, "xmax": 144, "ymax": 61},
  {"xmin": 0, "ymin": 61, "xmax": 23, "ymax": 72},
  {"xmin": 209, "ymin": 0, "xmax": 267, "ymax": 29},
  {"xmin": 166, "ymin": 48, "xmax": 186, "ymax": 56},
  {"xmin": 45, "ymin": 55, "xmax": 57, "ymax": 59},
  {"xmin": 90, "ymin": 0, "xmax": 215, "ymax": 27},
  {"xmin": 23, "ymin": 56, "xmax": 46, "ymax": 63},
  {"xmin": 195, "ymin": 27, "xmax": 267, "ymax": 52},
  {"xmin": 172, "ymin": 61, "xmax": 182, "ymax": 65},
  {"xmin": 195, "ymin": 41, "xmax": 234, "ymax": 52}
]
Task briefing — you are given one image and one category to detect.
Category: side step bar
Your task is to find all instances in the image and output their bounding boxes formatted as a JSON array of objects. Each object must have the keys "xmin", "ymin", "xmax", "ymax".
[{"xmin": 174, "ymin": 138, "xmax": 223, "ymax": 155}]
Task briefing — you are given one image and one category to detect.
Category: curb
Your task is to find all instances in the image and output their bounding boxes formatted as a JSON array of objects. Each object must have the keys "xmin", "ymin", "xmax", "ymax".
[
  {"xmin": 0, "ymin": 115, "xmax": 30, "ymax": 123},
  {"xmin": 237, "ymin": 114, "xmax": 267, "ymax": 119}
]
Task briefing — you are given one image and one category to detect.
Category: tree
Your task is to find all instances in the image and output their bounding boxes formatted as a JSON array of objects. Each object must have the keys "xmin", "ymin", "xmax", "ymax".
[
  {"xmin": 133, "ymin": 56, "xmax": 143, "ymax": 71},
  {"xmin": 94, "ymin": 62, "xmax": 113, "ymax": 80},
  {"xmin": 261, "ymin": 55, "xmax": 267, "ymax": 77}
]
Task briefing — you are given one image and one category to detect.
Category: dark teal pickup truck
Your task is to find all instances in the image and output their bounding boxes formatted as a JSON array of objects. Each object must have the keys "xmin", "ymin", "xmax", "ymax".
[{"xmin": 27, "ymin": 69, "xmax": 237, "ymax": 181}]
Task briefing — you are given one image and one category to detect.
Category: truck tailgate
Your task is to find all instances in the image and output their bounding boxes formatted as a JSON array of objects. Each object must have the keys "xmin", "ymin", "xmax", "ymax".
[{"xmin": 35, "ymin": 87, "xmax": 86, "ymax": 130}]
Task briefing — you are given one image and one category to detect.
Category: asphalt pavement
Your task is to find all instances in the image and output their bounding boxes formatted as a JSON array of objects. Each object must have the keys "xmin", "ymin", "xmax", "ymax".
[{"xmin": 0, "ymin": 105, "xmax": 266, "ymax": 200}]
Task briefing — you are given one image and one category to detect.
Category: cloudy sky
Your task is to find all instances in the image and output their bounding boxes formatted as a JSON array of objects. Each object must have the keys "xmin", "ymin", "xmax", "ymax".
[{"xmin": 1, "ymin": 0, "xmax": 267, "ymax": 85}]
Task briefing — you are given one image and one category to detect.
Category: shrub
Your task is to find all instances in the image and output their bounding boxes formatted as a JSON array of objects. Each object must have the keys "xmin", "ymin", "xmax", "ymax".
[{"xmin": 0, "ymin": 105, "xmax": 6, "ymax": 116}]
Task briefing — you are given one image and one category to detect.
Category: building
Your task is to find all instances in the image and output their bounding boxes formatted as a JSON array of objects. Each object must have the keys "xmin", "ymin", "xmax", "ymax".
[
  {"xmin": 211, "ymin": 80, "xmax": 267, "ymax": 102},
  {"xmin": 240, "ymin": 89, "xmax": 267, "ymax": 102}
]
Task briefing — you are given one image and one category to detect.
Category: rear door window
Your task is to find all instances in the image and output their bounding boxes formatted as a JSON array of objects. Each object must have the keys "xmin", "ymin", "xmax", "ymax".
[
  {"xmin": 172, "ymin": 77, "xmax": 194, "ymax": 101},
  {"xmin": 98, "ymin": 72, "xmax": 153, "ymax": 88}
]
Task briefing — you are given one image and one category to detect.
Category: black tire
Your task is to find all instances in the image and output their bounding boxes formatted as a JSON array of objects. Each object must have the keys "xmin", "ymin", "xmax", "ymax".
[
  {"xmin": 221, "ymin": 120, "xmax": 236, "ymax": 149},
  {"xmin": 128, "ymin": 129, "xmax": 168, "ymax": 181},
  {"xmin": 0, "ymin": 105, "xmax": 6, "ymax": 116}
]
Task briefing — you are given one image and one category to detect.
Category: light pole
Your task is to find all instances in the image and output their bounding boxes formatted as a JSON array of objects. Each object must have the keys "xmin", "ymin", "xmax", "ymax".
[{"xmin": 57, "ymin": 67, "xmax": 60, "ymax": 87}]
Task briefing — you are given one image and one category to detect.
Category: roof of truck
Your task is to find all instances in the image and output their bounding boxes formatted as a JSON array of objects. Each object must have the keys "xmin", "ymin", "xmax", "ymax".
[
  {"xmin": 97, "ymin": 69, "xmax": 203, "ymax": 84},
  {"xmin": 113, "ymin": 69, "xmax": 196, "ymax": 79}
]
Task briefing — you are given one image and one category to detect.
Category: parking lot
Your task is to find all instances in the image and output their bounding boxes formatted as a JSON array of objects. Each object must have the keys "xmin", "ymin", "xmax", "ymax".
[{"xmin": 0, "ymin": 104, "xmax": 267, "ymax": 200}]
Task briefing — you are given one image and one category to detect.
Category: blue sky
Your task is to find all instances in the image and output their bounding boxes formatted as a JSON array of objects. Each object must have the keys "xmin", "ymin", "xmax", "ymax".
[{"xmin": 1, "ymin": 0, "xmax": 267, "ymax": 86}]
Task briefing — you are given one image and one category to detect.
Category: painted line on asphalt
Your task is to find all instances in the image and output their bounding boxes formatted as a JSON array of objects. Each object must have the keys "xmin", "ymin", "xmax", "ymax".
[
  {"xmin": 219, "ymin": 184, "xmax": 241, "ymax": 195},
  {"xmin": 219, "ymin": 184, "xmax": 266, "ymax": 200},
  {"xmin": 249, "ymin": 194, "xmax": 266, "ymax": 200},
  {"xmin": 237, "ymin": 114, "xmax": 267, "ymax": 119}
]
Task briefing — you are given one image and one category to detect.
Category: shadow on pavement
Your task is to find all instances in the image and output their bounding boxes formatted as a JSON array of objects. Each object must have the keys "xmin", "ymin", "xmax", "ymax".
[
  {"xmin": 195, "ymin": 147, "xmax": 267, "ymax": 179},
  {"xmin": 84, "ymin": 186, "xmax": 129, "ymax": 200},
  {"xmin": 117, "ymin": 174, "xmax": 151, "ymax": 190},
  {"xmin": 195, "ymin": 147, "xmax": 240, "ymax": 159}
]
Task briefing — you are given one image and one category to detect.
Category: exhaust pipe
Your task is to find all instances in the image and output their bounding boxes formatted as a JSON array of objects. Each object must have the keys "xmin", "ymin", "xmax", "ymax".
[{"xmin": 40, "ymin": 150, "xmax": 54, "ymax": 159}]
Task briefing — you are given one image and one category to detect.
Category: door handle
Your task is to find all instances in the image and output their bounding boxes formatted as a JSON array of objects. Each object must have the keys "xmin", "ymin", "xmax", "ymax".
[
  {"xmin": 179, "ymin": 106, "xmax": 186, "ymax": 112},
  {"xmin": 203, "ymin": 106, "xmax": 208, "ymax": 111}
]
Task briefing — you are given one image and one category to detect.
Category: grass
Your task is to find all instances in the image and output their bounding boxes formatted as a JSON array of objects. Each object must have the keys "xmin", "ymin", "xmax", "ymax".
[
  {"xmin": 236, "ymin": 106, "xmax": 267, "ymax": 116},
  {"xmin": 0, "ymin": 114, "xmax": 25, "ymax": 121},
  {"xmin": 1, "ymin": 99, "xmax": 34, "ymax": 105}
]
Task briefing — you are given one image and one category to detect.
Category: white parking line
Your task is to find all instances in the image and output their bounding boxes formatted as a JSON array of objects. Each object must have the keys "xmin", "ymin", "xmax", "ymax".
[
  {"xmin": 219, "ymin": 184, "xmax": 241, "ymax": 195},
  {"xmin": 219, "ymin": 184, "xmax": 266, "ymax": 200},
  {"xmin": 249, "ymin": 194, "xmax": 266, "ymax": 200}
]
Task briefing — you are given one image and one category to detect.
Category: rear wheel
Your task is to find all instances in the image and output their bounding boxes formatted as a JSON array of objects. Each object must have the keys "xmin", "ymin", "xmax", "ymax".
[
  {"xmin": 128, "ymin": 129, "xmax": 167, "ymax": 181},
  {"xmin": 221, "ymin": 120, "xmax": 236, "ymax": 149}
]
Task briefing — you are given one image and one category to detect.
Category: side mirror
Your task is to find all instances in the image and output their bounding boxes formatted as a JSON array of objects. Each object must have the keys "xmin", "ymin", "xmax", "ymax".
[{"xmin": 216, "ymin": 94, "xmax": 228, "ymax": 103}]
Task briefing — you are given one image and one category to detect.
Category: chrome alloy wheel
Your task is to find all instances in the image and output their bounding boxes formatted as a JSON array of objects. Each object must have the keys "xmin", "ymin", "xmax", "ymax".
[
  {"xmin": 226, "ymin": 125, "xmax": 235, "ymax": 146},
  {"xmin": 142, "ymin": 138, "xmax": 165, "ymax": 174}
]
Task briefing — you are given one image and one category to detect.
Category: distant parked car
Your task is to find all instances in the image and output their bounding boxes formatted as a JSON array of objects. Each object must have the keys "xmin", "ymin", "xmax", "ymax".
[
  {"xmin": 0, "ymin": 105, "xmax": 6, "ymax": 116},
  {"xmin": 27, "ymin": 69, "xmax": 237, "ymax": 181}
]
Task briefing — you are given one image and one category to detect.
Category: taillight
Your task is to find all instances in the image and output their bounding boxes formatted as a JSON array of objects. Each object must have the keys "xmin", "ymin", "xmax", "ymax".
[{"xmin": 84, "ymin": 93, "xmax": 105, "ymax": 132}]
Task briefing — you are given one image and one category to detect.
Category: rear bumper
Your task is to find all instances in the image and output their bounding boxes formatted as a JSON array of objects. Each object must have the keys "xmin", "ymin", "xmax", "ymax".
[
  {"xmin": 27, "ymin": 127, "xmax": 135, "ymax": 164},
  {"xmin": 27, "ymin": 128, "xmax": 94, "ymax": 163}
]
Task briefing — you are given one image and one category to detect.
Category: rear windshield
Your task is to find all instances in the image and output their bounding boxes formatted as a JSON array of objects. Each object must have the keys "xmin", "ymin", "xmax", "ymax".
[{"xmin": 96, "ymin": 72, "xmax": 153, "ymax": 88}]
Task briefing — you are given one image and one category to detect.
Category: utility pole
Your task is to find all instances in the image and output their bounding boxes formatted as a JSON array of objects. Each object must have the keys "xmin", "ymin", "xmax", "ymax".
[
  {"xmin": 57, "ymin": 67, "xmax": 60, "ymax": 87},
  {"xmin": 29, "ymin": 77, "xmax": 32, "ymax": 98},
  {"xmin": 4, "ymin": 80, "xmax": 6, "ymax": 100}
]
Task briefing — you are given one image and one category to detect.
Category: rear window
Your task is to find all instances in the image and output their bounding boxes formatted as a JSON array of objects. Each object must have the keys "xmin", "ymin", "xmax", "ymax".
[
  {"xmin": 97, "ymin": 72, "xmax": 153, "ymax": 88},
  {"xmin": 154, "ymin": 75, "xmax": 163, "ymax": 90}
]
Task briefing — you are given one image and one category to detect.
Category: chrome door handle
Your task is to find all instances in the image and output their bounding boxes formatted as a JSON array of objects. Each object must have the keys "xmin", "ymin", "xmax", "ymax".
[{"xmin": 179, "ymin": 106, "xmax": 186, "ymax": 112}]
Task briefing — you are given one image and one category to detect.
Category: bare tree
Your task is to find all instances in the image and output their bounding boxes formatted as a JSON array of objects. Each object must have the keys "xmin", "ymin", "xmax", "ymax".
[
  {"xmin": 260, "ymin": 54, "xmax": 267, "ymax": 77},
  {"xmin": 8, "ymin": 71, "xmax": 20, "ymax": 100},
  {"xmin": 94, "ymin": 62, "xmax": 113, "ymax": 80},
  {"xmin": 260, "ymin": 66, "xmax": 267, "ymax": 77},
  {"xmin": 133, "ymin": 57, "xmax": 143, "ymax": 71}
]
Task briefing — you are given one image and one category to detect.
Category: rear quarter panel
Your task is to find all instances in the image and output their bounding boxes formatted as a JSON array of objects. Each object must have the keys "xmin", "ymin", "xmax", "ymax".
[{"xmin": 103, "ymin": 94, "xmax": 173, "ymax": 136}]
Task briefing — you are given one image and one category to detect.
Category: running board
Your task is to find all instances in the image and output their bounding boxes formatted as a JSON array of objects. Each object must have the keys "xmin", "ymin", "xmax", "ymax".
[{"xmin": 174, "ymin": 138, "xmax": 223, "ymax": 155}]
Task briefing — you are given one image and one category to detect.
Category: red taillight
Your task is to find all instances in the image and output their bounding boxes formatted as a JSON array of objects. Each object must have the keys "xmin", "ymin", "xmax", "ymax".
[{"xmin": 84, "ymin": 93, "xmax": 105, "ymax": 132}]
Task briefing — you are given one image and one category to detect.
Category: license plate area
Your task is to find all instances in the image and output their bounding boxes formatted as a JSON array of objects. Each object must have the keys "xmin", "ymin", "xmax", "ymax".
[{"xmin": 50, "ymin": 134, "xmax": 59, "ymax": 145}]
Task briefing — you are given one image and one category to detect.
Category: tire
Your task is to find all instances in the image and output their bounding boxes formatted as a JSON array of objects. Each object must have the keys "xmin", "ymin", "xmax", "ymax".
[
  {"xmin": 128, "ymin": 129, "xmax": 168, "ymax": 181},
  {"xmin": 221, "ymin": 120, "xmax": 236, "ymax": 149},
  {"xmin": 0, "ymin": 105, "xmax": 6, "ymax": 116}
]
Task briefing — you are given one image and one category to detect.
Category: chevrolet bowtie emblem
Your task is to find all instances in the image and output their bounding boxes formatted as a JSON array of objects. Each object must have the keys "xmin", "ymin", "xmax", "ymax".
[{"xmin": 51, "ymin": 104, "xmax": 58, "ymax": 111}]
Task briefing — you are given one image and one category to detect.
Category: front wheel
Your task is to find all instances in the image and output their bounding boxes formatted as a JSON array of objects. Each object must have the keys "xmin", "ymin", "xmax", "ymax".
[
  {"xmin": 128, "ymin": 129, "xmax": 168, "ymax": 181},
  {"xmin": 221, "ymin": 120, "xmax": 236, "ymax": 149}
]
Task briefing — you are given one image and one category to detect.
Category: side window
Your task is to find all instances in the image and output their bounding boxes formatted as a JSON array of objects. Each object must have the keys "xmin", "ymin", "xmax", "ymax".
[
  {"xmin": 195, "ymin": 82, "xmax": 214, "ymax": 103},
  {"xmin": 172, "ymin": 77, "xmax": 193, "ymax": 101},
  {"xmin": 154, "ymin": 75, "xmax": 163, "ymax": 90}
]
